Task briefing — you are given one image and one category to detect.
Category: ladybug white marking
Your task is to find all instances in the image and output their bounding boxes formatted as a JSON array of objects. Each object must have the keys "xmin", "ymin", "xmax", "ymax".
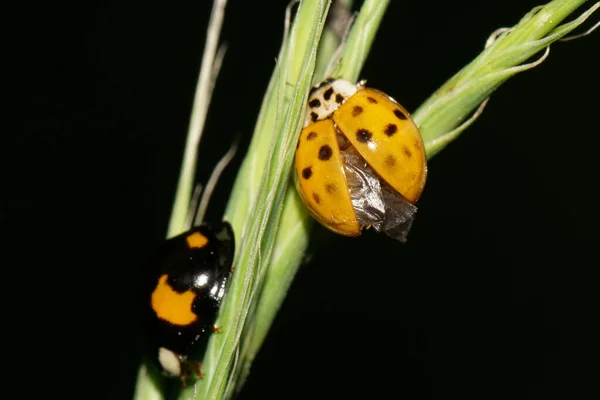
[
  {"xmin": 303, "ymin": 79, "xmax": 358, "ymax": 127},
  {"xmin": 158, "ymin": 347, "xmax": 181, "ymax": 377}
]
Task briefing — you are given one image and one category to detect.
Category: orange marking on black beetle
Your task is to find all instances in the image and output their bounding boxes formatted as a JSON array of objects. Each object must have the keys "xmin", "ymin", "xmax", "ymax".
[
  {"xmin": 186, "ymin": 232, "xmax": 208, "ymax": 248},
  {"xmin": 151, "ymin": 275, "xmax": 197, "ymax": 326}
]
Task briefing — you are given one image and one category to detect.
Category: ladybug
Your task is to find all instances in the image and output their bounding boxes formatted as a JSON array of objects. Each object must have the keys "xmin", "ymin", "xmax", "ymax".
[
  {"xmin": 146, "ymin": 221, "xmax": 234, "ymax": 386},
  {"xmin": 294, "ymin": 78, "xmax": 427, "ymax": 242},
  {"xmin": 145, "ymin": 140, "xmax": 239, "ymax": 387}
]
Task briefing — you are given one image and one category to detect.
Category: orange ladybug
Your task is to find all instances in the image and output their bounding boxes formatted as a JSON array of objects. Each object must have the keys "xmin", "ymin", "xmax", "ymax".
[{"xmin": 294, "ymin": 78, "xmax": 427, "ymax": 242}]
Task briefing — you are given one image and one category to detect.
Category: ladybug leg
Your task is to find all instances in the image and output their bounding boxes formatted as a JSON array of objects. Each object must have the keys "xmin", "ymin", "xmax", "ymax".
[
  {"xmin": 211, "ymin": 325, "xmax": 222, "ymax": 333},
  {"xmin": 179, "ymin": 371, "xmax": 189, "ymax": 388},
  {"xmin": 180, "ymin": 360, "xmax": 203, "ymax": 386},
  {"xmin": 180, "ymin": 360, "xmax": 204, "ymax": 387},
  {"xmin": 190, "ymin": 360, "xmax": 204, "ymax": 380}
]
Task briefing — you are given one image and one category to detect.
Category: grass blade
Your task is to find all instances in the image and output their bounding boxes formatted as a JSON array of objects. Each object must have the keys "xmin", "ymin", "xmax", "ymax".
[
  {"xmin": 413, "ymin": 0, "xmax": 600, "ymax": 158},
  {"xmin": 182, "ymin": 1, "xmax": 332, "ymax": 399}
]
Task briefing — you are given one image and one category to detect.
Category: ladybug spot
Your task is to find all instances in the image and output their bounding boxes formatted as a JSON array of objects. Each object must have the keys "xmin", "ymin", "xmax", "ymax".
[
  {"xmin": 310, "ymin": 80, "xmax": 333, "ymax": 96},
  {"xmin": 356, "ymin": 129, "xmax": 373, "ymax": 143},
  {"xmin": 325, "ymin": 183, "xmax": 336, "ymax": 194},
  {"xmin": 394, "ymin": 109, "xmax": 407, "ymax": 120},
  {"xmin": 335, "ymin": 94, "xmax": 344, "ymax": 104},
  {"xmin": 302, "ymin": 166, "xmax": 313, "ymax": 179},
  {"xmin": 318, "ymin": 145, "xmax": 333, "ymax": 160},
  {"xmin": 309, "ymin": 98, "xmax": 321, "ymax": 108},
  {"xmin": 402, "ymin": 146, "xmax": 412, "ymax": 158},
  {"xmin": 367, "ymin": 96, "xmax": 378, "ymax": 104},
  {"xmin": 323, "ymin": 87, "xmax": 334, "ymax": 101},
  {"xmin": 384, "ymin": 123, "xmax": 397, "ymax": 136},
  {"xmin": 311, "ymin": 112, "xmax": 319, "ymax": 122},
  {"xmin": 385, "ymin": 155, "xmax": 396, "ymax": 168},
  {"xmin": 309, "ymin": 78, "xmax": 335, "ymax": 97},
  {"xmin": 307, "ymin": 131, "xmax": 318, "ymax": 140},
  {"xmin": 352, "ymin": 106, "xmax": 363, "ymax": 116},
  {"xmin": 313, "ymin": 193, "xmax": 321, "ymax": 204}
]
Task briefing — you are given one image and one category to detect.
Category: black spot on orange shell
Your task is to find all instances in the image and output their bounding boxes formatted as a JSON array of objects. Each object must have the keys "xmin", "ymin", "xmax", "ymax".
[
  {"xmin": 318, "ymin": 145, "xmax": 333, "ymax": 160},
  {"xmin": 309, "ymin": 99, "xmax": 321, "ymax": 108},
  {"xmin": 356, "ymin": 129, "xmax": 373, "ymax": 143},
  {"xmin": 352, "ymin": 106, "xmax": 363, "ymax": 116},
  {"xmin": 323, "ymin": 87, "xmax": 334, "ymax": 101},
  {"xmin": 394, "ymin": 109, "xmax": 407, "ymax": 120},
  {"xmin": 335, "ymin": 94, "xmax": 344, "ymax": 104},
  {"xmin": 325, "ymin": 183, "xmax": 336, "ymax": 194},
  {"xmin": 307, "ymin": 131, "xmax": 317, "ymax": 140},
  {"xmin": 385, "ymin": 155, "xmax": 396, "ymax": 168},
  {"xmin": 310, "ymin": 112, "xmax": 318, "ymax": 122},
  {"xmin": 302, "ymin": 166, "xmax": 313, "ymax": 179},
  {"xmin": 402, "ymin": 146, "xmax": 412, "ymax": 157},
  {"xmin": 313, "ymin": 193, "xmax": 321, "ymax": 204},
  {"xmin": 367, "ymin": 96, "xmax": 378, "ymax": 104},
  {"xmin": 384, "ymin": 123, "xmax": 397, "ymax": 136}
]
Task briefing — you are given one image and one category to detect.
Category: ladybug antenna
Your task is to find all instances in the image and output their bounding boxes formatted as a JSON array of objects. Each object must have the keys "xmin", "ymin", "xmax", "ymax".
[{"xmin": 187, "ymin": 133, "xmax": 241, "ymax": 228}]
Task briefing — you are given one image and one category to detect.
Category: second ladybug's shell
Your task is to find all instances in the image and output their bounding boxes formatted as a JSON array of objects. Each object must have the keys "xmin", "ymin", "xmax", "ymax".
[{"xmin": 295, "ymin": 79, "xmax": 427, "ymax": 237}]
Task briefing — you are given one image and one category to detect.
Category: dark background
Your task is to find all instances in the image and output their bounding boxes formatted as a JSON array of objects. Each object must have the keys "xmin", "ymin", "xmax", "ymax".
[{"xmin": 5, "ymin": 0, "xmax": 599, "ymax": 399}]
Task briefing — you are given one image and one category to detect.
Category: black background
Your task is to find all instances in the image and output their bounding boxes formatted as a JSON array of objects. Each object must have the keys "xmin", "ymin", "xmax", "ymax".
[{"xmin": 5, "ymin": 0, "xmax": 599, "ymax": 399}]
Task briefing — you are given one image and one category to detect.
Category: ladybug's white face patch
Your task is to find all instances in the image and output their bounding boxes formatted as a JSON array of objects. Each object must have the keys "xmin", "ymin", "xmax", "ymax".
[
  {"xmin": 303, "ymin": 79, "xmax": 358, "ymax": 127},
  {"xmin": 158, "ymin": 347, "xmax": 181, "ymax": 377}
]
